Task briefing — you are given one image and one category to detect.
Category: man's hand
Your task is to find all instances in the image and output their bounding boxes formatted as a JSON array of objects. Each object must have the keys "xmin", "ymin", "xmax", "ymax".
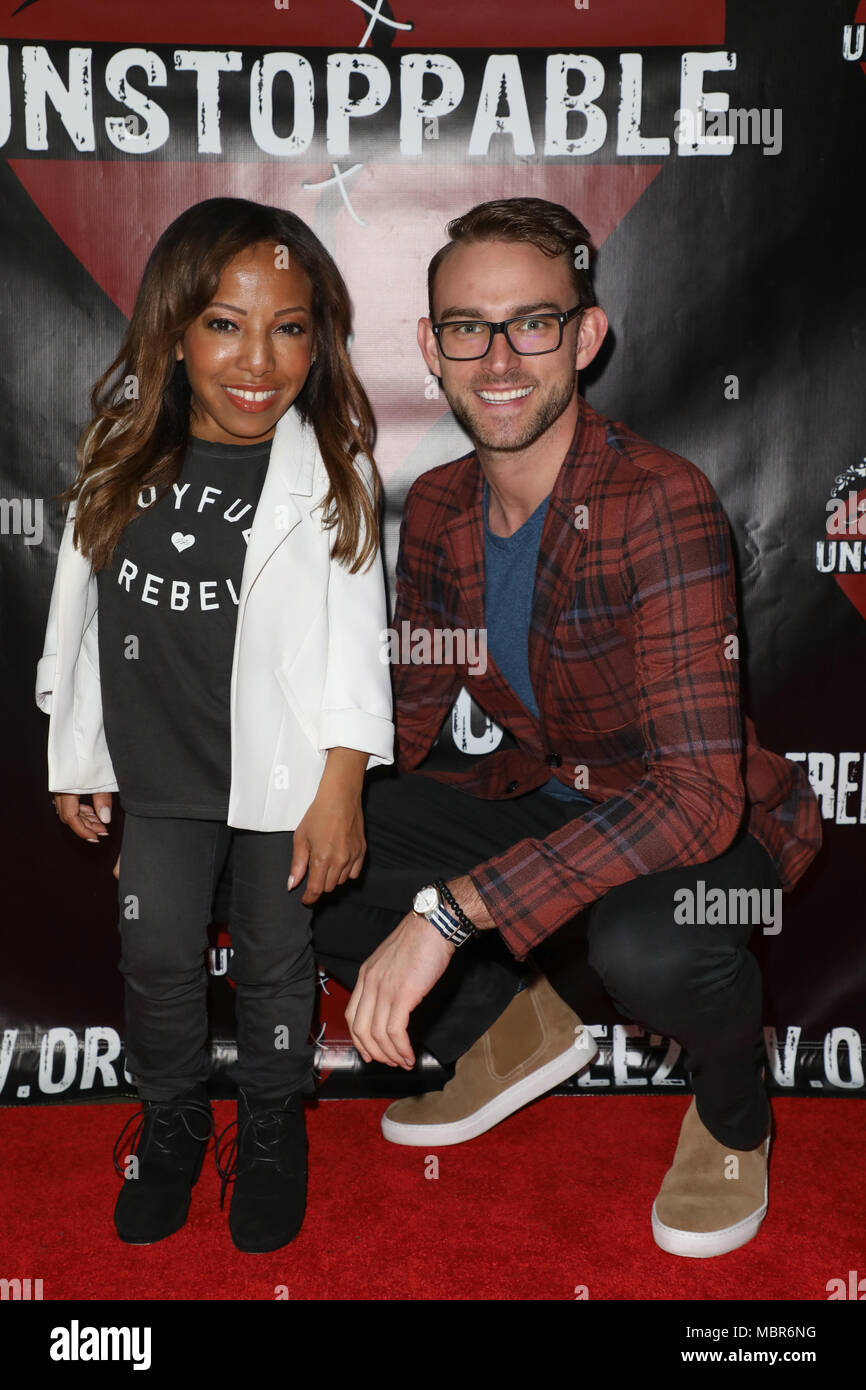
[{"xmin": 345, "ymin": 912, "xmax": 455, "ymax": 1069}]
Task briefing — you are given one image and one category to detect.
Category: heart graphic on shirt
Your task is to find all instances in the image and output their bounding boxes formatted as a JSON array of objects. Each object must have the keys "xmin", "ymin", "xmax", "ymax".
[{"xmin": 171, "ymin": 532, "xmax": 195, "ymax": 553}]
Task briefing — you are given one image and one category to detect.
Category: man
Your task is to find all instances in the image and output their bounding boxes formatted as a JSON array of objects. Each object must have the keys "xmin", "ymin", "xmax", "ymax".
[{"xmin": 310, "ymin": 197, "xmax": 821, "ymax": 1258}]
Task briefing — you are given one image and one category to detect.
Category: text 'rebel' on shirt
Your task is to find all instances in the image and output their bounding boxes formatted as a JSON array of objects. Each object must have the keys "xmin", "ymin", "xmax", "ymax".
[{"xmin": 96, "ymin": 435, "xmax": 272, "ymax": 817}]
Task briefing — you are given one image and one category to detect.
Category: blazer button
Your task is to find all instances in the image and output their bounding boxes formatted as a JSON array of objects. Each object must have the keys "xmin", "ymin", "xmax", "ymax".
[
  {"xmin": 506, "ymin": 780, "xmax": 520, "ymax": 793},
  {"xmin": 546, "ymin": 753, "xmax": 563, "ymax": 768}
]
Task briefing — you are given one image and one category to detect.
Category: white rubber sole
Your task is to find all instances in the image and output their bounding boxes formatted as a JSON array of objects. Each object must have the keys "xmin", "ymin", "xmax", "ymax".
[
  {"xmin": 651, "ymin": 1148, "xmax": 769, "ymax": 1258},
  {"xmin": 381, "ymin": 1028, "xmax": 599, "ymax": 1148}
]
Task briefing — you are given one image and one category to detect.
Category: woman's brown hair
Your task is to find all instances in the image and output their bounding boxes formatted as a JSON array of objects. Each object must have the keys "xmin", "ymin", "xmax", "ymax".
[{"xmin": 64, "ymin": 197, "xmax": 380, "ymax": 573}]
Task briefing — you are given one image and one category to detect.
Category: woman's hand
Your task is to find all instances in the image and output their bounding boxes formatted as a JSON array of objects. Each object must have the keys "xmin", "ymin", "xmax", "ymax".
[
  {"xmin": 53, "ymin": 792, "xmax": 113, "ymax": 843},
  {"xmin": 289, "ymin": 747, "xmax": 369, "ymax": 904}
]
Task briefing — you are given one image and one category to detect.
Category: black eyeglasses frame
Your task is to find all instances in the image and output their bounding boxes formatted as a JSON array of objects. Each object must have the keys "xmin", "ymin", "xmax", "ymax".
[{"xmin": 431, "ymin": 305, "xmax": 586, "ymax": 360}]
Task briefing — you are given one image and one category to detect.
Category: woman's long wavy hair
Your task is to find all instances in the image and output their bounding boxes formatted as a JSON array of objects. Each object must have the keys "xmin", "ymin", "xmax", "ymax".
[{"xmin": 64, "ymin": 197, "xmax": 380, "ymax": 573}]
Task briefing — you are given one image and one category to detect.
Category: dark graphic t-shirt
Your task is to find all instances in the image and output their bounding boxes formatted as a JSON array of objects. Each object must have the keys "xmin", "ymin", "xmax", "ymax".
[{"xmin": 96, "ymin": 435, "xmax": 271, "ymax": 817}]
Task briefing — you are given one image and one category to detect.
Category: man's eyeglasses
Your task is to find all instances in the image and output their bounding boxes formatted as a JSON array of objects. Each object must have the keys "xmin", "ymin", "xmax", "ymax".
[{"xmin": 431, "ymin": 305, "xmax": 585, "ymax": 361}]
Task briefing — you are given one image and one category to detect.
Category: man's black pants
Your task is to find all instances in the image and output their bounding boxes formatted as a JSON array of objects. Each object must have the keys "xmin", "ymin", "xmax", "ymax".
[{"xmin": 312, "ymin": 768, "xmax": 779, "ymax": 1151}]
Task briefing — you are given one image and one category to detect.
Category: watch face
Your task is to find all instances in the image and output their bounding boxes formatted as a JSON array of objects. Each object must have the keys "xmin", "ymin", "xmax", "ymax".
[{"xmin": 413, "ymin": 886, "xmax": 439, "ymax": 915}]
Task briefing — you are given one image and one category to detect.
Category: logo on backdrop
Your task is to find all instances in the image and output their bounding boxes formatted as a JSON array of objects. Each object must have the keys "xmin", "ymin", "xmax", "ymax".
[
  {"xmin": 815, "ymin": 458, "xmax": 866, "ymax": 622},
  {"xmin": 785, "ymin": 750, "xmax": 866, "ymax": 825},
  {"xmin": 2, "ymin": 0, "xmax": 738, "ymax": 487},
  {"xmin": 3, "ymin": 1018, "xmax": 862, "ymax": 1098}
]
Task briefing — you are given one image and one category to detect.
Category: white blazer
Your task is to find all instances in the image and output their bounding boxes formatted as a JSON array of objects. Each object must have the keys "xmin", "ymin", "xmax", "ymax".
[{"xmin": 35, "ymin": 405, "xmax": 395, "ymax": 830}]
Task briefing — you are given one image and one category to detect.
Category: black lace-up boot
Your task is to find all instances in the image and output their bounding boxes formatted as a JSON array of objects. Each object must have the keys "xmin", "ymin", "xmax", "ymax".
[
  {"xmin": 215, "ymin": 1087, "xmax": 308, "ymax": 1252},
  {"xmin": 112, "ymin": 1083, "xmax": 214, "ymax": 1244}
]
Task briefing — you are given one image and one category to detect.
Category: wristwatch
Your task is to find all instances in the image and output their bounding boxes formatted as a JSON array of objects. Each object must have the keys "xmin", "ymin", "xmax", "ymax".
[{"xmin": 412, "ymin": 882, "xmax": 478, "ymax": 948}]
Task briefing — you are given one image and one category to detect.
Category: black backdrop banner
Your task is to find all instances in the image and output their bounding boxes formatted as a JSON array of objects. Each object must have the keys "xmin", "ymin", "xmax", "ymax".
[{"xmin": 1, "ymin": 0, "xmax": 864, "ymax": 1104}]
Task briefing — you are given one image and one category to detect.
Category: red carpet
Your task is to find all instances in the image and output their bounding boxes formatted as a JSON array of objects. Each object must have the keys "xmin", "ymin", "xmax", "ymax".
[{"xmin": 2, "ymin": 1095, "xmax": 862, "ymax": 1301}]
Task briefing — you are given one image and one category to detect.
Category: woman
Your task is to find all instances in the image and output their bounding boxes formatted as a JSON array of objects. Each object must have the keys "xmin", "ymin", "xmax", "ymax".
[{"xmin": 35, "ymin": 197, "xmax": 394, "ymax": 1252}]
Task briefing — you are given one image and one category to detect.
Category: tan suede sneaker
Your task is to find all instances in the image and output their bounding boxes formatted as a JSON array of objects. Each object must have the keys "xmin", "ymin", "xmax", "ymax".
[
  {"xmin": 380, "ymin": 971, "xmax": 598, "ymax": 1146},
  {"xmin": 652, "ymin": 1097, "xmax": 771, "ymax": 1258}
]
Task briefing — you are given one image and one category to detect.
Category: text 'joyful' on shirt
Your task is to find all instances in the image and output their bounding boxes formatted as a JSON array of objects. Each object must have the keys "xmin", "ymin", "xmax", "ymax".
[{"xmin": 95, "ymin": 435, "xmax": 272, "ymax": 818}]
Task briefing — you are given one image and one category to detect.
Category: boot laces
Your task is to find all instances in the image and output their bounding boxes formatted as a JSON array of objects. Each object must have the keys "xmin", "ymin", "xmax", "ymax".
[
  {"xmin": 214, "ymin": 1098, "xmax": 298, "ymax": 1210},
  {"xmin": 112, "ymin": 1097, "xmax": 214, "ymax": 1179}
]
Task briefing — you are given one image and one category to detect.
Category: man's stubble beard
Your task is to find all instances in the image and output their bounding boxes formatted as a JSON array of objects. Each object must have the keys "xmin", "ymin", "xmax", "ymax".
[{"xmin": 443, "ymin": 371, "xmax": 577, "ymax": 454}]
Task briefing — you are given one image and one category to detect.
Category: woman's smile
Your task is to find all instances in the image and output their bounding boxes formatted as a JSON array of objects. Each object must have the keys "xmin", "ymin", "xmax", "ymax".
[{"xmin": 221, "ymin": 385, "xmax": 281, "ymax": 412}]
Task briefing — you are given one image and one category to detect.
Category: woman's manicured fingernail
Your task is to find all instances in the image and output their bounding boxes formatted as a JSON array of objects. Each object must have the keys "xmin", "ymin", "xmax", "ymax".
[
  {"xmin": 97, "ymin": 807, "xmax": 111, "ymax": 824},
  {"xmin": 287, "ymin": 874, "xmax": 295, "ymax": 889}
]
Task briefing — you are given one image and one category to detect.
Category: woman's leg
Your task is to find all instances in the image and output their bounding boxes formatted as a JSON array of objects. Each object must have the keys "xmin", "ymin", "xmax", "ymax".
[
  {"xmin": 114, "ymin": 815, "xmax": 230, "ymax": 1243},
  {"xmin": 118, "ymin": 814, "xmax": 231, "ymax": 1100},
  {"xmin": 216, "ymin": 828, "xmax": 312, "ymax": 1252},
  {"xmin": 225, "ymin": 828, "xmax": 315, "ymax": 1099}
]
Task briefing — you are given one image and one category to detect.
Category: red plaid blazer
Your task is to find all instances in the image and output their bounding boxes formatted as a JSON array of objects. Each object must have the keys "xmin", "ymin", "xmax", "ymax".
[{"xmin": 391, "ymin": 398, "xmax": 822, "ymax": 959}]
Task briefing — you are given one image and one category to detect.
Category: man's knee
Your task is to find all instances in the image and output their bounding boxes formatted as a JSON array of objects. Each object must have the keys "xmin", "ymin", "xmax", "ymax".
[
  {"xmin": 587, "ymin": 910, "xmax": 698, "ymax": 1014},
  {"xmin": 588, "ymin": 904, "xmax": 763, "ymax": 1025}
]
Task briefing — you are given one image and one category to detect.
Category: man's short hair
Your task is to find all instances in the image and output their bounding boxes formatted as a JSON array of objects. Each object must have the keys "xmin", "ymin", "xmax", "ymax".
[{"xmin": 427, "ymin": 197, "xmax": 597, "ymax": 320}]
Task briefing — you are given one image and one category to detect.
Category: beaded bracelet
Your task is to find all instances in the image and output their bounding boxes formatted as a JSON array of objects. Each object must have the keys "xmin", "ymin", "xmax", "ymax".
[{"xmin": 435, "ymin": 879, "xmax": 479, "ymax": 939}]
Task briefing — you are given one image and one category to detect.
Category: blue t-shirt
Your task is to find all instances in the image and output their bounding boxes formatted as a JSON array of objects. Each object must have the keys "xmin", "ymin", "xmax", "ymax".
[{"xmin": 482, "ymin": 477, "xmax": 590, "ymax": 804}]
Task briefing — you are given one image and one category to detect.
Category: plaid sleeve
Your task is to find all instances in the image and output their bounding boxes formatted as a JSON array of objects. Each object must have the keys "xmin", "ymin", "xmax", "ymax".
[
  {"xmin": 391, "ymin": 488, "xmax": 462, "ymax": 767},
  {"xmin": 468, "ymin": 461, "xmax": 747, "ymax": 959}
]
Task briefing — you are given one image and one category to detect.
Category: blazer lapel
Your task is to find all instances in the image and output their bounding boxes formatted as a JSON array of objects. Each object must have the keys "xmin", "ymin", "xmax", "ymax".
[
  {"xmin": 439, "ymin": 462, "xmax": 486, "ymax": 634},
  {"xmin": 528, "ymin": 495, "xmax": 588, "ymax": 703},
  {"xmin": 528, "ymin": 404, "xmax": 594, "ymax": 705},
  {"xmin": 236, "ymin": 405, "xmax": 317, "ymax": 622}
]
